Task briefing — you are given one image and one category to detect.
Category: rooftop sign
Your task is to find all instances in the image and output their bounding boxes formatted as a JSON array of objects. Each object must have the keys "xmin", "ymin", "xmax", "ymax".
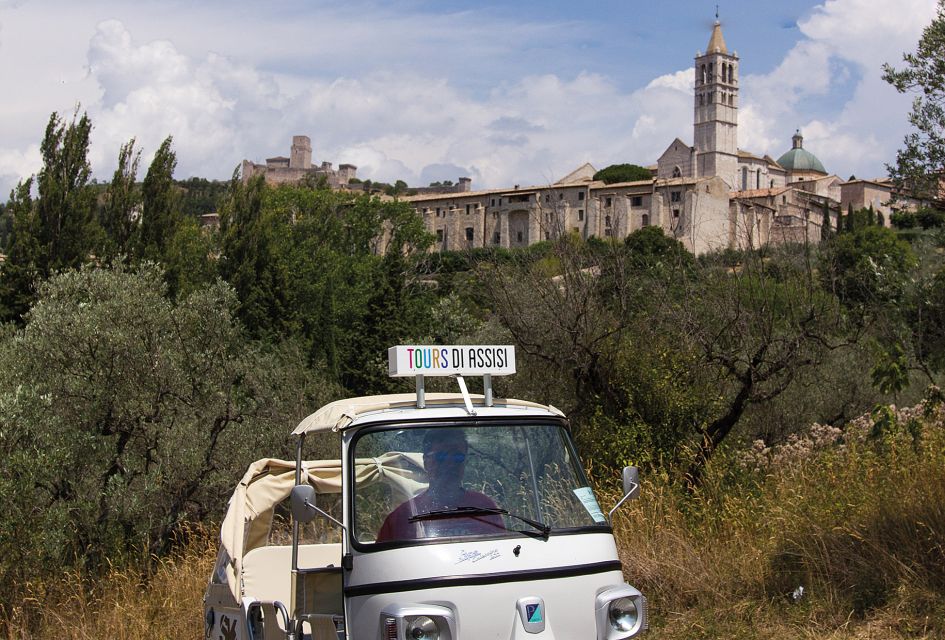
[{"xmin": 388, "ymin": 345, "xmax": 516, "ymax": 377}]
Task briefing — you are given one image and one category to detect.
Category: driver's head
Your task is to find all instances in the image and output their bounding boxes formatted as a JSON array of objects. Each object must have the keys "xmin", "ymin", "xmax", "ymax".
[{"xmin": 423, "ymin": 429, "xmax": 468, "ymax": 484}]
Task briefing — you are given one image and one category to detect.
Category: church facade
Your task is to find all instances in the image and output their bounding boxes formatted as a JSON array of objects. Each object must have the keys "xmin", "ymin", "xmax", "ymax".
[{"xmin": 402, "ymin": 21, "xmax": 865, "ymax": 255}]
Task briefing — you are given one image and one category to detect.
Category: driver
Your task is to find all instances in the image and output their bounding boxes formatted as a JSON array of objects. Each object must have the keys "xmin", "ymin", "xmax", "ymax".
[{"xmin": 376, "ymin": 429, "xmax": 504, "ymax": 542}]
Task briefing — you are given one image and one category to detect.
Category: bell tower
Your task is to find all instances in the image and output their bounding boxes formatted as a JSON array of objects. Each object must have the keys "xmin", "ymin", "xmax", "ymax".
[{"xmin": 693, "ymin": 20, "xmax": 739, "ymax": 189}]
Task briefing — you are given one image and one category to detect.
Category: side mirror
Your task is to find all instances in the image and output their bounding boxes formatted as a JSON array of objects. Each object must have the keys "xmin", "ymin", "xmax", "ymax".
[
  {"xmin": 290, "ymin": 484, "xmax": 318, "ymax": 524},
  {"xmin": 622, "ymin": 466, "xmax": 640, "ymax": 501},
  {"xmin": 608, "ymin": 466, "xmax": 640, "ymax": 519}
]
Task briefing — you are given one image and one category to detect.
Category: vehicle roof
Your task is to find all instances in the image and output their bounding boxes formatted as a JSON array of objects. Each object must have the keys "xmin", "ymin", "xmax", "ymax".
[{"xmin": 292, "ymin": 393, "xmax": 564, "ymax": 436}]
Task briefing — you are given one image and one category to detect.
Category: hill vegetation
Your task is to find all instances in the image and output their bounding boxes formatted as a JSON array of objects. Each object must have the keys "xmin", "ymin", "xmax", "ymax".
[{"xmin": 593, "ymin": 163, "xmax": 653, "ymax": 183}]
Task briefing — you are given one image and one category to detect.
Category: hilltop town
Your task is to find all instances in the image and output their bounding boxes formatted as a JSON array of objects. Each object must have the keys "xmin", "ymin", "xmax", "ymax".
[{"xmin": 242, "ymin": 21, "xmax": 918, "ymax": 255}]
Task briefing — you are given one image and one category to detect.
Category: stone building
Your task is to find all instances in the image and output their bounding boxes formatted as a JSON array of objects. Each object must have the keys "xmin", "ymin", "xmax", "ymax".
[{"xmin": 241, "ymin": 135, "xmax": 358, "ymax": 188}]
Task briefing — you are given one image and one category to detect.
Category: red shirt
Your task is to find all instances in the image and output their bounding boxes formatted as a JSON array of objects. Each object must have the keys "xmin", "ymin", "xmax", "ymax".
[{"xmin": 376, "ymin": 489, "xmax": 505, "ymax": 542}]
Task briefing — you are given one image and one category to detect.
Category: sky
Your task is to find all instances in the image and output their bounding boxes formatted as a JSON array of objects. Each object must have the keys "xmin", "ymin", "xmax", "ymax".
[{"xmin": 0, "ymin": 0, "xmax": 938, "ymax": 196}]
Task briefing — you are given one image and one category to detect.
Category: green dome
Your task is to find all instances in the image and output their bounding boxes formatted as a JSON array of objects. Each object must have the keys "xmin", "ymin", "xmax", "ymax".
[{"xmin": 777, "ymin": 130, "xmax": 826, "ymax": 174}]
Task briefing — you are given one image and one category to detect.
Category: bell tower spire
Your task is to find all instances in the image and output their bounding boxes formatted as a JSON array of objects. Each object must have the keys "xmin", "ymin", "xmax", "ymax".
[{"xmin": 693, "ymin": 18, "xmax": 739, "ymax": 189}]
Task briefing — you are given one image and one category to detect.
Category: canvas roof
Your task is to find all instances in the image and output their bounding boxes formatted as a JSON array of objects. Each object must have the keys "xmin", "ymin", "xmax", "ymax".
[
  {"xmin": 219, "ymin": 454, "xmax": 426, "ymax": 600},
  {"xmin": 292, "ymin": 393, "xmax": 563, "ymax": 435}
]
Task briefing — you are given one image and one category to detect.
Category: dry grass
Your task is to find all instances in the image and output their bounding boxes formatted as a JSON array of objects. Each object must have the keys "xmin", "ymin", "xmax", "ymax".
[
  {"xmin": 1, "ymin": 530, "xmax": 214, "ymax": 640},
  {"xmin": 611, "ymin": 402, "xmax": 945, "ymax": 639}
]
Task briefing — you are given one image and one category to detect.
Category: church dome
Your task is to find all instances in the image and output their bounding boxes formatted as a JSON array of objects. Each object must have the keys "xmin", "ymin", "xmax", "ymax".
[{"xmin": 777, "ymin": 130, "xmax": 826, "ymax": 174}]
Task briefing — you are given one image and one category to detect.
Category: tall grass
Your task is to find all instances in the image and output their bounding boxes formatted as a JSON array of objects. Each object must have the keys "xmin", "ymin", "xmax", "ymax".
[
  {"xmin": 3, "ymin": 403, "xmax": 943, "ymax": 639},
  {"xmin": 1, "ymin": 529, "xmax": 214, "ymax": 639},
  {"xmin": 613, "ymin": 400, "xmax": 945, "ymax": 638}
]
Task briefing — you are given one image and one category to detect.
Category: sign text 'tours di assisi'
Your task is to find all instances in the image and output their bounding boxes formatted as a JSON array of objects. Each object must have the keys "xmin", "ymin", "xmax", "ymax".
[{"xmin": 388, "ymin": 345, "xmax": 516, "ymax": 377}]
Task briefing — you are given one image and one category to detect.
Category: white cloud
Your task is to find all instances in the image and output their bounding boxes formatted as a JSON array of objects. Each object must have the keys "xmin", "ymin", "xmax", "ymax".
[
  {"xmin": 0, "ymin": 0, "xmax": 938, "ymax": 197},
  {"xmin": 0, "ymin": 144, "xmax": 40, "ymax": 194},
  {"xmin": 646, "ymin": 69, "xmax": 693, "ymax": 93},
  {"xmin": 738, "ymin": 0, "xmax": 937, "ymax": 178}
]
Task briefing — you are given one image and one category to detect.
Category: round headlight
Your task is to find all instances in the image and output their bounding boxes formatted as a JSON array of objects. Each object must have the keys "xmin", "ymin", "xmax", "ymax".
[
  {"xmin": 406, "ymin": 616, "xmax": 439, "ymax": 640},
  {"xmin": 608, "ymin": 597, "xmax": 639, "ymax": 632}
]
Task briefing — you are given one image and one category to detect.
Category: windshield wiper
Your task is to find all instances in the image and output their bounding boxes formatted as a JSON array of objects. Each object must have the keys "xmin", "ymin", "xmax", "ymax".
[{"xmin": 409, "ymin": 506, "xmax": 551, "ymax": 539}]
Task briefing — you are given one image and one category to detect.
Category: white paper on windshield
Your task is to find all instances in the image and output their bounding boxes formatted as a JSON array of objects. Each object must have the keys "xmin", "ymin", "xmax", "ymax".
[{"xmin": 573, "ymin": 487, "xmax": 606, "ymax": 523}]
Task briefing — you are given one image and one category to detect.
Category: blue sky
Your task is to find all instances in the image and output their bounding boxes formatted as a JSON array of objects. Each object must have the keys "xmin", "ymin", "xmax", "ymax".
[{"xmin": 0, "ymin": 0, "xmax": 938, "ymax": 195}]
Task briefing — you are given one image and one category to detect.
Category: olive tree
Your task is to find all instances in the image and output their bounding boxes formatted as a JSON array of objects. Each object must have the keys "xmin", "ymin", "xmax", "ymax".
[
  {"xmin": 883, "ymin": 0, "xmax": 945, "ymax": 203},
  {"xmin": 0, "ymin": 264, "xmax": 334, "ymax": 597}
]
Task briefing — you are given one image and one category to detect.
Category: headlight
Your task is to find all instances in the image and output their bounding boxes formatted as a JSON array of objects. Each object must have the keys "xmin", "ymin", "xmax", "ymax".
[
  {"xmin": 608, "ymin": 597, "xmax": 638, "ymax": 632},
  {"xmin": 595, "ymin": 585, "xmax": 647, "ymax": 639},
  {"xmin": 406, "ymin": 615, "xmax": 439, "ymax": 640},
  {"xmin": 380, "ymin": 605, "xmax": 455, "ymax": 640}
]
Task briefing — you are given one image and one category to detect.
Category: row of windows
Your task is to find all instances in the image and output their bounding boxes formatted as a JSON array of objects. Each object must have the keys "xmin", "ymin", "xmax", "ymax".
[
  {"xmin": 740, "ymin": 167, "xmax": 778, "ymax": 191},
  {"xmin": 595, "ymin": 194, "xmax": 648, "ymax": 207},
  {"xmin": 434, "ymin": 211, "xmax": 652, "ymax": 244},
  {"xmin": 422, "ymin": 193, "xmax": 648, "ymax": 218},
  {"xmin": 425, "ymin": 204, "xmax": 484, "ymax": 216},
  {"xmin": 697, "ymin": 91, "xmax": 736, "ymax": 106},
  {"xmin": 698, "ymin": 61, "xmax": 736, "ymax": 85},
  {"xmin": 436, "ymin": 227, "xmax": 478, "ymax": 244}
]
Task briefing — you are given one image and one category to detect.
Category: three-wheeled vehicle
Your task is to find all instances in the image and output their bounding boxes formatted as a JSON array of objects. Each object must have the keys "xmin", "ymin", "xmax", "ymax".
[{"xmin": 204, "ymin": 345, "xmax": 646, "ymax": 639}]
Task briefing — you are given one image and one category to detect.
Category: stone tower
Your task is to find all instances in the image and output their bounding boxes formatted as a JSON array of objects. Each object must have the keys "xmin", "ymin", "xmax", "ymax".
[
  {"xmin": 693, "ymin": 21, "xmax": 739, "ymax": 189},
  {"xmin": 290, "ymin": 135, "xmax": 312, "ymax": 170}
]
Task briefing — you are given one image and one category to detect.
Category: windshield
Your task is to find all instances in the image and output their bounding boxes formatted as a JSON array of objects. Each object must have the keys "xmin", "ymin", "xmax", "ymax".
[{"xmin": 351, "ymin": 422, "xmax": 608, "ymax": 546}]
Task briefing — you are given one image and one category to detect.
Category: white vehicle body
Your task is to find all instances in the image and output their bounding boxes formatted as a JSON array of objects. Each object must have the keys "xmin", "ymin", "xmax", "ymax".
[{"xmin": 204, "ymin": 348, "xmax": 646, "ymax": 640}]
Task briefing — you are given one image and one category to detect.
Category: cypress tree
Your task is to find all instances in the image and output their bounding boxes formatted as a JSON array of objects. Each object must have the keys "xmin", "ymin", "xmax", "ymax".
[
  {"xmin": 100, "ymin": 138, "xmax": 142, "ymax": 261},
  {"xmin": 36, "ymin": 109, "xmax": 96, "ymax": 272},
  {"xmin": 137, "ymin": 136, "xmax": 180, "ymax": 262},
  {"xmin": 0, "ymin": 180, "xmax": 39, "ymax": 323}
]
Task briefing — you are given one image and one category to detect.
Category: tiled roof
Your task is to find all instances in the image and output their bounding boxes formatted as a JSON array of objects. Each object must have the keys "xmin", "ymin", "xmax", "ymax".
[
  {"xmin": 732, "ymin": 187, "xmax": 789, "ymax": 198},
  {"xmin": 403, "ymin": 182, "xmax": 592, "ymax": 204},
  {"xmin": 707, "ymin": 22, "xmax": 728, "ymax": 54},
  {"xmin": 591, "ymin": 179, "xmax": 654, "ymax": 190}
]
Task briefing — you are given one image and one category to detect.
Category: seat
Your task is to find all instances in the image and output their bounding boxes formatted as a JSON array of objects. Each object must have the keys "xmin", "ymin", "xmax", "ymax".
[{"xmin": 242, "ymin": 544, "xmax": 343, "ymax": 640}]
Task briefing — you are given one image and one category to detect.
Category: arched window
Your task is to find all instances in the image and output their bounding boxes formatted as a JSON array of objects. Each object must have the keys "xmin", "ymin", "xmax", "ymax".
[
  {"xmin": 700, "ymin": 64, "xmax": 706, "ymax": 84},
  {"xmin": 642, "ymin": 214, "xmax": 650, "ymax": 227},
  {"xmin": 756, "ymin": 169, "xmax": 761, "ymax": 189},
  {"xmin": 729, "ymin": 65, "xmax": 735, "ymax": 83},
  {"xmin": 729, "ymin": 93, "xmax": 734, "ymax": 106},
  {"xmin": 741, "ymin": 167, "xmax": 748, "ymax": 191},
  {"xmin": 672, "ymin": 166, "xmax": 682, "ymax": 178},
  {"xmin": 698, "ymin": 94, "xmax": 704, "ymax": 106},
  {"xmin": 708, "ymin": 63, "xmax": 714, "ymax": 80}
]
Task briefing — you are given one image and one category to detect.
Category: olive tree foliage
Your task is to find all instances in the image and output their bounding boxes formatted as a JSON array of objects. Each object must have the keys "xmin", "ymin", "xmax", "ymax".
[
  {"xmin": 883, "ymin": 0, "xmax": 945, "ymax": 203},
  {"xmin": 820, "ymin": 226, "xmax": 917, "ymax": 309},
  {"xmin": 477, "ymin": 230, "xmax": 703, "ymax": 471},
  {"xmin": 0, "ymin": 264, "xmax": 334, "ymax": 594},
  {"xmin": 909, "ymin": 264, "xmax": 945, "ymax": 375},
  {"xmin": 673, "ymin": 247, "xmax": 852, "ymax": 485},
  {"xmin": 479, "ymin": 231, "xmax": 853, "ymax": 485}
]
